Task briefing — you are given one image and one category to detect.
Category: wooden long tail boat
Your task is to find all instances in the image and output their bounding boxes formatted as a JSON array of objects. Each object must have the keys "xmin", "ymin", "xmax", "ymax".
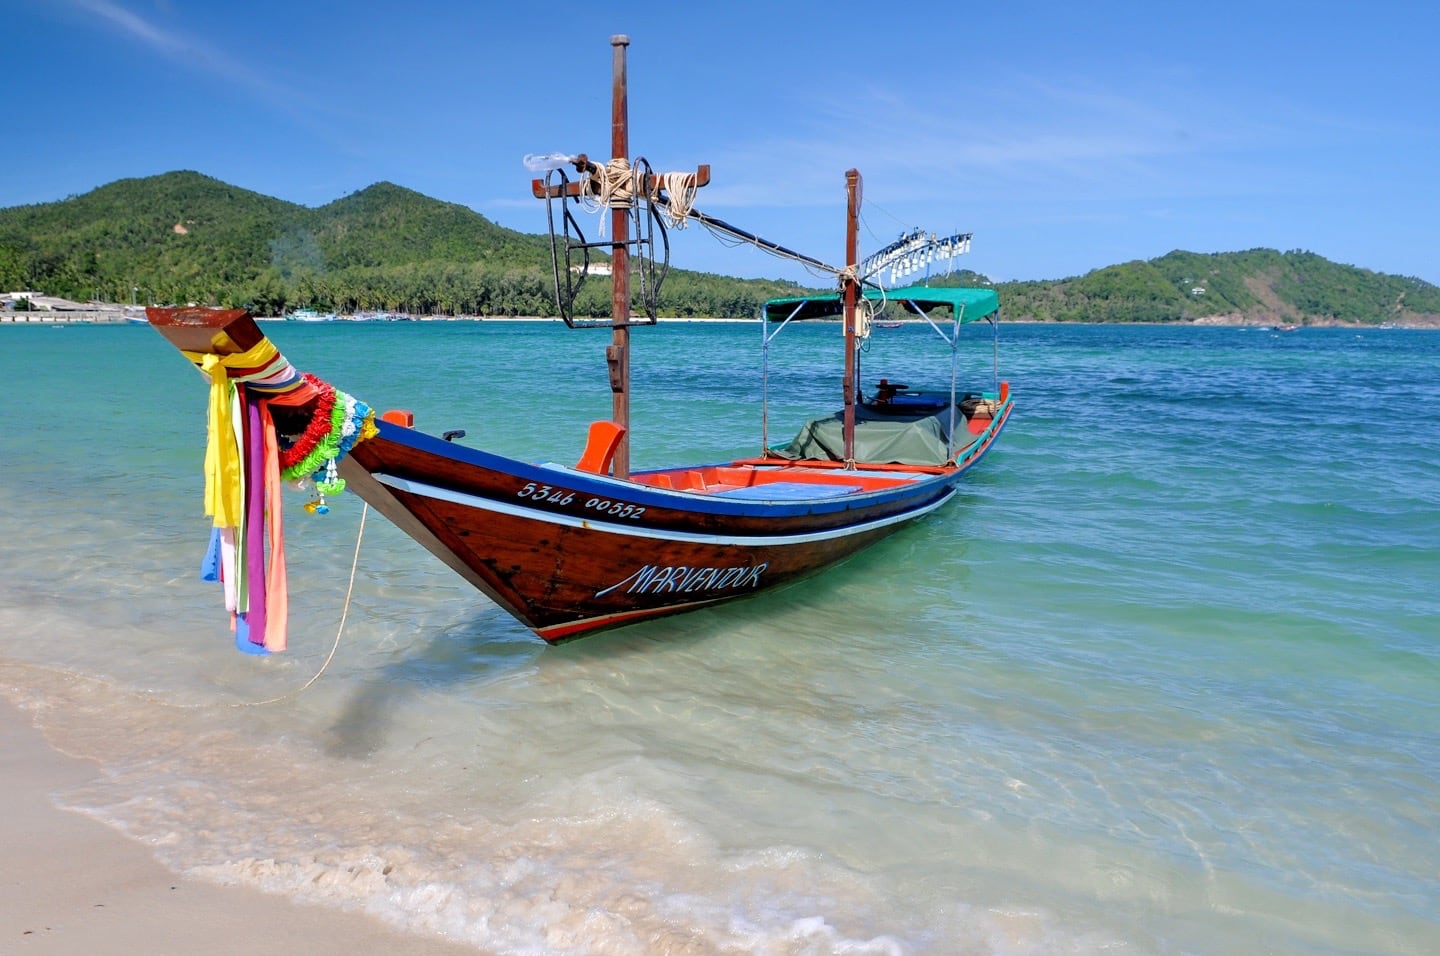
[{"xmin": 147, "ymin": 37, "xmax": 1012, "ymax": 647}]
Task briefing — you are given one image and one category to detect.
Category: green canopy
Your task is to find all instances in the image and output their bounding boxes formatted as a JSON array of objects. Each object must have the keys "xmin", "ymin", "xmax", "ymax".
[{"xmin": 761, "ymin": 284, "xmax": 1000, "ymax": 323}]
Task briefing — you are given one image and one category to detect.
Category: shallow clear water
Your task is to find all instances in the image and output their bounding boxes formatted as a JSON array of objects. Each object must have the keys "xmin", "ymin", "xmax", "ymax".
[{"xmin": 1, "ymin": 320, "xmax": 1436, "ymax": 954}]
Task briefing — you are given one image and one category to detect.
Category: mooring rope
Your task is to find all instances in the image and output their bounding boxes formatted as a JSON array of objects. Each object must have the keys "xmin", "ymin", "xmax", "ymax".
[
  {"xmin": 45, "ymin": 500, "xmax": 368, "ymax": 714},
  {"xmin": 120, "ymin": 502, "xmax": 371, "ymax": 711},
  {"xmin": 237, "ymin": 501, "xmax": 369, "ymax": 707}
]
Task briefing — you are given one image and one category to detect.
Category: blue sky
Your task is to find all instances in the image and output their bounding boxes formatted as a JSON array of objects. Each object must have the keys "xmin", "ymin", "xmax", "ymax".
[{"xmin": 5, "ymin": 0, "xmax": 1437, "ymax": 285}]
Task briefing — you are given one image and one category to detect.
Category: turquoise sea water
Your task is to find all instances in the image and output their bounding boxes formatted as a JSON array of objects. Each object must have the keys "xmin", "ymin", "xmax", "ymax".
[{"xmin": 1, "ymin": 320, "xmax": 1436, "ymax": 954}]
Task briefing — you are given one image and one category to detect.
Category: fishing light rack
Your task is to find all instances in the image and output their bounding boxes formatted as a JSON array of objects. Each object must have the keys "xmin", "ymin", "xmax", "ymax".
[
  {"xmin": 533, "ymin": 155, "xmax": 711, "ymax": 329},
  {"xmin": 860, "ymin": 228, "xmax": 974, "ymax": 287}
]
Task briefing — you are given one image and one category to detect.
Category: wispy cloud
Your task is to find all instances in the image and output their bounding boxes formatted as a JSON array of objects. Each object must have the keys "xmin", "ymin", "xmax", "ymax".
[
  {"xmin": 704, "ymin": 72, "xmax": 1300, "ymax": 212},
  {"xmin": 71, "ymin": 0, "xmax": 186, "ymax": 54},
  {"xmin": 64, "ymin": 0, "xmax": 303, "ymax": 111}
]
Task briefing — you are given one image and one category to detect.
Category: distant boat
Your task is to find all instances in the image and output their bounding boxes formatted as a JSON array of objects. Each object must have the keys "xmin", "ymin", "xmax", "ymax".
[{"xmin": 288, "ymin": 308, "xmax": 335, "ymax": 322}]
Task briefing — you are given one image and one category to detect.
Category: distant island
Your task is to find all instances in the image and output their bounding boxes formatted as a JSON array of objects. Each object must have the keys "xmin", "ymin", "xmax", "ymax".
[
  {"xmin": 992, "ymin": 248, "xmax": 1440, "ymax": 328},
  {"xmin": 2, "ymin": 171, "xmax": 1437, "ymax": 327}
]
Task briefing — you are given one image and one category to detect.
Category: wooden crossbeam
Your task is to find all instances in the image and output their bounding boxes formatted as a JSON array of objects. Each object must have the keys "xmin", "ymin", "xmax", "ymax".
[{"xmin": 531, "ymin": 158, "xmax": 711, "ymax": 200}]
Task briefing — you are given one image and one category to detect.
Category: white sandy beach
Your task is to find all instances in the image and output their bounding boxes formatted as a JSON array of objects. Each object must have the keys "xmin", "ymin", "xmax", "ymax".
[{"xmin": 2, "ymin": 698, "xmax": 481, "ymax": 955}]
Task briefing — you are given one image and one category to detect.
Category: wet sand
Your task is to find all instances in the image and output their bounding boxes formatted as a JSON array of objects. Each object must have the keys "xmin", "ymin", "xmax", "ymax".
[{"xmin": 2, "ymin": 697, "xmax": 481, "ymax": 955}]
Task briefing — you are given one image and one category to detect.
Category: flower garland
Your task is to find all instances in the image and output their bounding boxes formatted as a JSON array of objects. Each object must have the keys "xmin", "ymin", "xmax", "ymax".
[
  {"xmin": 278, "ymin": 374, "xmax": 337, "ymax": 473},
  {"xmin": 278, "ymin": 374, "xmax": 378, "ymax": 487}
]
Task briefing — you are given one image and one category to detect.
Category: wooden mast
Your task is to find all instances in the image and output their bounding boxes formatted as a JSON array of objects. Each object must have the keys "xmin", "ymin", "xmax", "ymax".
[
  {"xmin": 607, "ymin": 34, "xmax": 633, "ymax": 479},
  {"xmin": 842, "ymin": 168, "xmax": 862, "ymax": 464},
  {"xmin": 529, "ymin": 39, "xmax": 710, "ymax": 480}
]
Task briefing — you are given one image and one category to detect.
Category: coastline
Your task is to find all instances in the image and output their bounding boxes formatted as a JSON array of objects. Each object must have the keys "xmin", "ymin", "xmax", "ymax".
[
  {"xmin": 3, "ymin": 310, "xmax": 1436, "ymax": 329},
  {"xmin": 1, "ymin": 695, "xmax": 481, "ymax": 955}
]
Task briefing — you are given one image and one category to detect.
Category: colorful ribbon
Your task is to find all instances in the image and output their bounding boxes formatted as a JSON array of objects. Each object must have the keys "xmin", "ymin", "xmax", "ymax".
[
  {"xmin": 181, "ymin": 338, "xmax": 285, "ymax": 529},
  {"xmin": 181, "ymin": 333, "xmax": 373, "ymax": 654}
]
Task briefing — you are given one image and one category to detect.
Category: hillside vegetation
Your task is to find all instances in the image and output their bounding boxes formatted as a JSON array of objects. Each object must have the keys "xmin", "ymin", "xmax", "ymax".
[
  {"xmin": 3, "ymin": 171, "xmax": 1437, "ymax": 325},
  {"xmin": 0, "ymin": 171, "xmax": 803, "ymax": 317},
  {"xmin": 987, "ymin": 249, "xmax": 1440, "ymax": 326}
]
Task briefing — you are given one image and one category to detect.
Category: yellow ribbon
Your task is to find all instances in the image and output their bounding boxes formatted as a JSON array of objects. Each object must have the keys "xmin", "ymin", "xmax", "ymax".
[{"xmin": 182, "ymin": 339, "xmax": 281, "ymax": 528}]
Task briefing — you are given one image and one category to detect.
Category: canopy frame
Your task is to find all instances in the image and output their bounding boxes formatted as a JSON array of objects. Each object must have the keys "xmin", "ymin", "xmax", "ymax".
[{"xmin": 759, "ymin": 284, "xmax": 1001, "ymax": 461}]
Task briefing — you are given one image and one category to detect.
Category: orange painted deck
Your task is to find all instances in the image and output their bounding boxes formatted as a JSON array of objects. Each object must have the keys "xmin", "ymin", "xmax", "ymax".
[{"xmin": 631, "ymin": 460, "xmax": 950, "ymax": 496}]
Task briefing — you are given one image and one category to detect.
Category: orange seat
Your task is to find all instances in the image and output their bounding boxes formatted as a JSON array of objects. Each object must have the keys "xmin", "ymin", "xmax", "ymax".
[
  {"xmin": 380, "ymin": 409, "xmax": 415, "ymax": 426},
  {"xmin": 575, "ymin": 420, "xmax": 627, "ymax": 474}
]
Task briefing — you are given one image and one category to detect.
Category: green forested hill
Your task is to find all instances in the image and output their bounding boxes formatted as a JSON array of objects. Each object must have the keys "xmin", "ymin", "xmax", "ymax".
[
  {"xmin": 3, "ymin": 172, "xmax": 1437, "ymax": 325},
  {"xmin": 0, "ymin": 171, "xmax": 804, "ymax": 316},
  {"xmin": 0, "ymin": 171, "xmax": 302, "ymax": 306},
  {"xmin": 989, "ymin": 249, "xmax": 1440, "ymax": 326}
]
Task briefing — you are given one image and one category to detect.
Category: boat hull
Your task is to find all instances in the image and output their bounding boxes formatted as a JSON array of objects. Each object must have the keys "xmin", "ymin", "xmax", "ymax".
[{"xmin": 340, "ymin": 421, "xmax": 1001, "ymax": 641}]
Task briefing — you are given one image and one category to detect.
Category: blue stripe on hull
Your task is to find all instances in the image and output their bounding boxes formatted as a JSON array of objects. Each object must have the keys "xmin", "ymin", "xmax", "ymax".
[
  {"xmin": 374, "ymin": 473, "xmax": 958, "ymax": 546},
  {"xmin": 372, "ymin": 420, "xmax": 992, "ymax": 520}
]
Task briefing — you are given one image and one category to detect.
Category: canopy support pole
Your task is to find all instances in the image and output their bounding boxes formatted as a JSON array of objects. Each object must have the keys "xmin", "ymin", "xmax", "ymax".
[{"xmin": 842, "ymin": 169, "xmax": 862, "ymax": 465}]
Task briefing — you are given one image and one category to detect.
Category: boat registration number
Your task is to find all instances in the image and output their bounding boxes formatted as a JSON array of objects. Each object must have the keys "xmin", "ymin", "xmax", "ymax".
[
  {"xmin": 517, "ymin": 482, "xmax": 575, "ymax": 506},
  {"xmin": 582, "ymin": 497, "xmax": 646, "ymax": 520},
  {"xmin": 517, "ymin": 482, "xmax": 647, "ymax": 520}
]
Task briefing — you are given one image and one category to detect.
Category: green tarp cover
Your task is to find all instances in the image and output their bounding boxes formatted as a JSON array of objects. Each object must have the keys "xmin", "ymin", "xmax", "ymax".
[
  {"xmin": 776, "ymin": 405, "xmax": 979, "ymax": 466},
  {"xmin": 761, "ymin": 284, "xmax": 1000, "ymax": 323}
]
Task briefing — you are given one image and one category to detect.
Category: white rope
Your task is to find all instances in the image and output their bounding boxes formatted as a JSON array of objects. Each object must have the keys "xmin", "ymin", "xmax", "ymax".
[
  {"xmin": 853, "ymin": 298, "xmax": 874, "ymax": 341},
  {"xmin": 238, "ymin": 501, "xmax": 369, "ymax": 707},
  {"xmin": 40, "ymin": 503, "xmax": 371, "ymax": 715},
  {"xmin": 134, "ymin": 502, "xmax": 370, "ymax": 710},
  {"xmin": 597, "ymin": 157, "xmax": 637, "ymax": 206},
  {"xmin": 658, "ymin": 171, "xmax": 697, "ymax": 228},
  {"xmin": 582, "ymin": 158, "xmax": 639, "ymax": 237},
  {"xmin": 584, "ymin": 161, "xmax": 701, "ymax": 235},
  {"xmin": 696, "ymin": 219, "xmax": 843, "ymax": 282},
  {"xmin": 575, "ymin": 159, "xmax": 842, "ymax": 282}
]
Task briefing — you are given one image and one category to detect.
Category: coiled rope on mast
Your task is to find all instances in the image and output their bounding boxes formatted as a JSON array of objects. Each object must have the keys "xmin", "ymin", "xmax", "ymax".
[
  {"xmin": 658, "ymin": 171, "xmax": 698, "ymax": 228},
  {"xmin": 564, "ymin": 155, "xmax": 858, "ymax": 290},
  {"xmin": 581, "ymin": 158, "xmax": 640, "ymax": 236}
]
